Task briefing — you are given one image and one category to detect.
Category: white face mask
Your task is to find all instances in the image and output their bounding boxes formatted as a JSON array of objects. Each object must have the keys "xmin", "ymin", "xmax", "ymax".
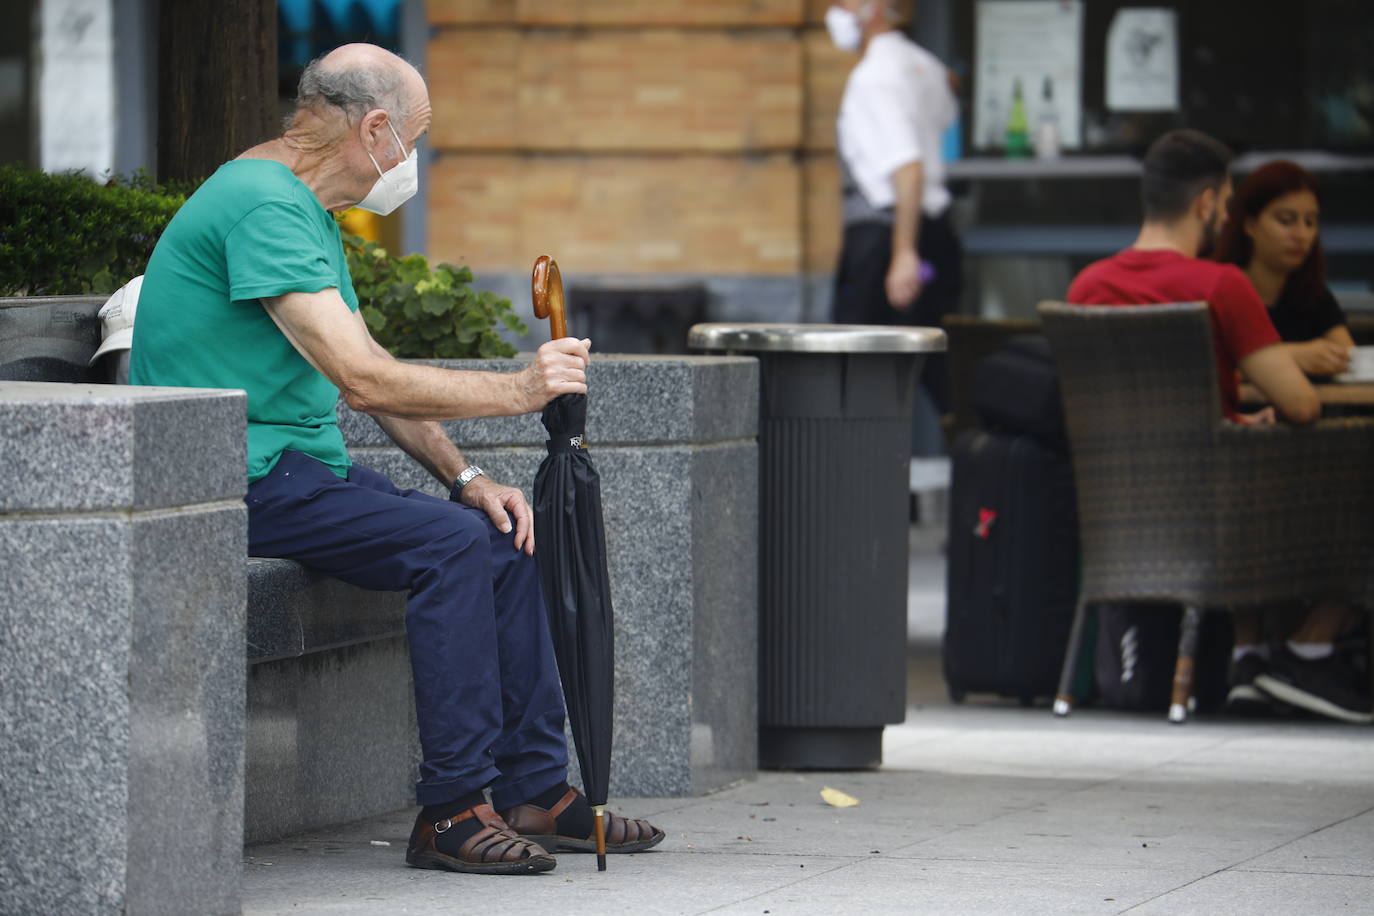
[
  {"xmin": 825, "ymin": 5, "xmax": 865, "ymax": 52},
  {"xmin": 356, "ymin": 119, "xmax": 418, "ymax": 215}
]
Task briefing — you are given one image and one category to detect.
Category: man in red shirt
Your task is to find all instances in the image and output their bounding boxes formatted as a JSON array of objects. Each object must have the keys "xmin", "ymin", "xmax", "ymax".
[
  {"xmin": 1066, "ymin": 129, "xmax": 1370, "ymax": 725},
  {"xmin": 1067, "ymin": 129, "xmax": 1318, "ymax": 424}
]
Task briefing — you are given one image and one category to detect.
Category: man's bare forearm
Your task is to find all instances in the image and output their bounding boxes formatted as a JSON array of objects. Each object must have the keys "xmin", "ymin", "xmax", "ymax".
[
  {"xmin": 261, "ymin": 290, "xmax": 587, "ymax": 421},
  {"xmin": 343, "ymin": 359, "xmax": 542, "ymax": 421},
  {"xmin": 372, "ymin": 414, "xmax": 468, "ymax": 488}
]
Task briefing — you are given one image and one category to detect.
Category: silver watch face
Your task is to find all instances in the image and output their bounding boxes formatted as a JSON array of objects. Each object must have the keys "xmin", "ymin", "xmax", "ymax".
[{"xmin": 458, "ymin": 466, "xmax": 484, "ymax": 486}]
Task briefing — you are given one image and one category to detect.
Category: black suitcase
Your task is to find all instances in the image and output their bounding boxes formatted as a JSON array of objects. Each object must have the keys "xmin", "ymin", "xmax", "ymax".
[{"xmin": 943, "ymin": 429, "xmax": 1079, "ymax": 705}]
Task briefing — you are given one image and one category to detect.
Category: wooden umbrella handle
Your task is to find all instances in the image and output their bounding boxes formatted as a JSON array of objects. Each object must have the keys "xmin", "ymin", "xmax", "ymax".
[{"xmin": 531, "ymin": 255, "xmax": 567, "ymax": 341}]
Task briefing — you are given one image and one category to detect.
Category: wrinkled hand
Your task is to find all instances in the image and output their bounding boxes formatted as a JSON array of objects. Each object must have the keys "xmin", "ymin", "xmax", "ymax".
[
  {"xmin": 1294, "ymin": 339, "xmax": 1350, "ymax": 376},
  {"xmin": 460, "ymin": 476, "xmax": 536, "ymax": 554},
  {"xmin": 519, "ymin": 337, "xmax": 590, "ymax": 411},
  {"xmin": 1235, "ymin": 406, "xmax": 1277, "ymax": 427},
  {"xmin": 885, "ymin": 249, "xmax": 922, "ymax": 311}
]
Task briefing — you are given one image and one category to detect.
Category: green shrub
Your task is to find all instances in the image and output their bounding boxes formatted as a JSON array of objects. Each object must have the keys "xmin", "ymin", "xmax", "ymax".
[
  {"xmin": 0, "ymin": 166, "xmax": 187, "ymax": 296},
  {"xmin": 0, "ymin": 167, "xmax": 522, "ymax": 360},
  {"xmin": 343, "ymin": 231, "xmax": 527, "ymax": 359}
]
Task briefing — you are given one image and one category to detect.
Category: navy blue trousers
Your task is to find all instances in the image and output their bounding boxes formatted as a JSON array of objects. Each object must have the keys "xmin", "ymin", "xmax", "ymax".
[{"xmin": 246, "ymin": 450, "xmax": 569, "ymax": 809}]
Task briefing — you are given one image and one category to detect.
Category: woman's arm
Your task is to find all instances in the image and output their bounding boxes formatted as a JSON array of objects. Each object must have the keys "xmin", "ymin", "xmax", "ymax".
[
  {"xmin": 1285, "ymin": 325, "xmax": 1352, "ymax": 376},
  {"xmin": 1323, "ymin": 324, "xmax": 1355, "ymax": 349}
]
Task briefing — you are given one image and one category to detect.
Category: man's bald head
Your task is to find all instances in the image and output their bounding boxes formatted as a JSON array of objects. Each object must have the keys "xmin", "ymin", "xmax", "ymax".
[{"xmin": 295, "ymin": 43, "xmax": 426, "ymax": 126}]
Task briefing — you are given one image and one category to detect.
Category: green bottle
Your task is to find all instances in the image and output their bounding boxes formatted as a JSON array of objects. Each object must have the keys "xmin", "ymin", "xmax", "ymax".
[{"xmin": 1005, "ymin": 78, "xmax": 1031, "ymax": 159}]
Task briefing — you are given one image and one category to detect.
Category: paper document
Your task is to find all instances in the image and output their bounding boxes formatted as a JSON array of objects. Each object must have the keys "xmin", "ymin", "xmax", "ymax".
[
  {"xmin": 1335, "ymin": 346, "xmax": 1374, "ymax": 383},
  {"xmin": 1106, "ymin": 8, "xmax": 1179, "ymax": 111}
]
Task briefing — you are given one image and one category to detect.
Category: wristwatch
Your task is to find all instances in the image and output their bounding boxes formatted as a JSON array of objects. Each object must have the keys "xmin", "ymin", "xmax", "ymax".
[{"xmin": 449, "ymin": 465, "xmax": 485, "ymax": 501}]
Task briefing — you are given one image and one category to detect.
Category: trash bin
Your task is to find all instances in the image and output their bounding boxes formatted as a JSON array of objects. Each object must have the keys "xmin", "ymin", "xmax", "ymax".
[
  {"xmin": 688, "ymin": 323, "xmax": 946, "ymax": 769},
  {"xmin": 570, "ymin": 281, "xmax": 708, "ymax": 354}
]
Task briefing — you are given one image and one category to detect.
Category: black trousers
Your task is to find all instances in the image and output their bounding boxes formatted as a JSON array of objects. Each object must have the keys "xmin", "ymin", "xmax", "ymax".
[{"xmin": 831, "ymin": 213, "xmax": 962, "ymax": 414}]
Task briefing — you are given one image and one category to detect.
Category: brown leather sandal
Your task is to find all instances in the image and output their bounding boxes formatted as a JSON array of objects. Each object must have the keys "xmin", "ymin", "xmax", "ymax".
[
  {"xmin": 406, "ymin": 803, "xmax": 556, "ymax": 875},
  {"xmin": 500, "ymin": 787, "xmax": 665, "ymax": 854}
]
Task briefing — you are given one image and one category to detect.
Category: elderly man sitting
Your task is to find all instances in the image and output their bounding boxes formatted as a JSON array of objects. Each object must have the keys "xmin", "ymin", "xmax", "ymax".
[{"xmin": 130, "ymin": 43, "xmax": 663, "ymax": 873}]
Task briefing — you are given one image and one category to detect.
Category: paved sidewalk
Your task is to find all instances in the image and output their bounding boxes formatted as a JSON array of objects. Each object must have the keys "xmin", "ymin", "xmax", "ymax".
[
  {"xmin": 244, "ymin": 517, "xmax": 1373, "ymax": 914},
  {"xmin": 243, "ymin": 695, "xmax": 1374, "ymax": 915}
]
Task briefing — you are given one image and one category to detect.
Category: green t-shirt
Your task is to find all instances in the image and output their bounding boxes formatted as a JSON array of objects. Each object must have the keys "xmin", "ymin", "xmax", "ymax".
[{"xmin": 130, "ymin": 159, "xmax": 358, "ymax": 483}]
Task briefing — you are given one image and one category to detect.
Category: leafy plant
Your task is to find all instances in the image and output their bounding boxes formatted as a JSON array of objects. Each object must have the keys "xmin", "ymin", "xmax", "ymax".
[
  {"xmin": 343, "ymin": 230, "xmax": 526, "ymax": 359},
  {"xmin": 0, "ymin": 167, "xmax": 521, "ymax": 360},
  {"xmin": 0, "ymin": 166, "xmax": 188, "ymax": 296}
]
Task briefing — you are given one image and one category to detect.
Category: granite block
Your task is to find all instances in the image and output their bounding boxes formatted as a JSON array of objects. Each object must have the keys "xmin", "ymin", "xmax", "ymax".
[
  {"xmin": 331, "ymin": 357, "xmax": 759, "ymax": 798},
  {"xmin": 127, "ymin": 506, "xmax": 246, "ymax": 916},
  {"xmin": 0, "ymin": 382, "xmax": 245, "ymax": 513},
  {"xmin": 343, "ymin": 442, "xmax": 756, "ymax": 797},
  {"xmin": 132, "ymin": 390, "xmax": 247, "ymax": 512},
  {"xmin": 345, "ymin": 441, "xmax": 702, "ymax": 795},
  {"xmin": 247, "ymin": 559, "xmax": 407, "ymax": 663},
  {"xmin": 690, "ymin": 441, "xmax": 759, "ymax": 791},
  {"xmin": 0, "ymin": 517, "xmax": 133, "ymax": 915},
  {"xmin": 335, "ymin": 355, "xmax": 757, "ymax": 448},
  {"xmin": 0, "ymin": 382, "xmax": 247, "ymax": 914},
  {"xmin": 592, "ymin": 447, "xmax": 696, "ymax": 795},
  {"xmin": 245, "ymin": 638, "xmax": 419, "ymax": 843}
]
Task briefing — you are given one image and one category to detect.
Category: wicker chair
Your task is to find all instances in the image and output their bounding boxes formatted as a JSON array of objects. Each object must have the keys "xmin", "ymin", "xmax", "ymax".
[{"xmin": 1040, "ymin": 302, "xmax": 1374, "ymax": 722}]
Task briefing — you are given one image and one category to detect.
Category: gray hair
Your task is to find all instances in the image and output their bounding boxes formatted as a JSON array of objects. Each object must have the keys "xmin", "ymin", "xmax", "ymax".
[{"xmin": 296, "ymin": 54, "xmax": 413, "ymax": 125}]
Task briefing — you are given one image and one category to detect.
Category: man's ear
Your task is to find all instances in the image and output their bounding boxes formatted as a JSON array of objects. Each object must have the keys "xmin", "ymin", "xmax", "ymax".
[
  {"xmin": 1194, "ymin": 185, "xmax": 1217, "ymax": 223},
  {"xmin": 358, "ymin": 108, "xmax": 389, "ymax": 147}
]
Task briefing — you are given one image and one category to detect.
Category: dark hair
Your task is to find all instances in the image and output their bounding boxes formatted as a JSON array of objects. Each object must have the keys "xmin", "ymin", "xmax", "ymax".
[
  {"xmin": 1213, "ymin": 160, "xmax": 1325, "ymax": 305},
  {"xmin": 1140, "ymin": 129, "xmax": 1234, "ymax": 222}
]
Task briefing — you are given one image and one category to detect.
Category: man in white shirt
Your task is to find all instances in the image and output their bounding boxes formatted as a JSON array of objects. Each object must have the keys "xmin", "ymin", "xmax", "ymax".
[{"xmin": 828, "ymin": 1, "xmax": 961, "ymax": 413}]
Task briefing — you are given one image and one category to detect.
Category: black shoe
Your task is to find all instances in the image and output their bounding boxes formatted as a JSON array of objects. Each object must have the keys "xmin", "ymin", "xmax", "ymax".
[
  {"xmin": 1227, "ymin": 653, "xmax": 1279, "ymax": 716},
  {"xmin": 1254, "ymin": 648, "xmax": 1373, "ymax": 725}
]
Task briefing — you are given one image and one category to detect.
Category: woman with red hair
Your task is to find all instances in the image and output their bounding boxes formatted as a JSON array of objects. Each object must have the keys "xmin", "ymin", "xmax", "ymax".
[
  {"xmin": 1211, "ymin": 164, "xmax": 1369, "ymax": 722},
  {"xmin": 1214, "ymin": 160, "xmax": 1354, "ymax": 377}
]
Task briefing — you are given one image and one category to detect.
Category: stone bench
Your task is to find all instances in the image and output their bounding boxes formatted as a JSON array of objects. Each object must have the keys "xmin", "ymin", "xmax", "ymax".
[
  {"xmin": 2, "ymin": 295, "xmax": 760, "ymax": 910},
  {"xmin": 240, "ymin": 355, "xmax": 760, "ymax": 843},
  {"xmin": 244, "ymin": 558, "xmax": 413, "ymax": 844},
  {"xmin": 239, "ymin": 355, "xmax": 760, "ymax": 841},
  {"xmin": 332, "ymin": 356, "xmax": 761, "ymax": 801}
]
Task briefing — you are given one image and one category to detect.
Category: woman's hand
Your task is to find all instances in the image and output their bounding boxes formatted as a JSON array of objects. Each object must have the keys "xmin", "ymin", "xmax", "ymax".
[{"xmin": 1291, "ymin": 339, "xmax": 1350, "ymax": 376}]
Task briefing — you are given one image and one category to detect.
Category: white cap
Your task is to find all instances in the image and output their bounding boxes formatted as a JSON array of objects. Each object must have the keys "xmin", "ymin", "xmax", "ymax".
[{"xmin": 90, "ymin": 275, "xmax": 143, "ymax": 364}]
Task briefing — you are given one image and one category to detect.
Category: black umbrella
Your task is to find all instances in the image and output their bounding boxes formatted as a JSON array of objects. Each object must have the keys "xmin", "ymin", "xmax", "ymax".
[{"xmin": 530, "ymin": 255, "xmax": 615, "ymax": 871}]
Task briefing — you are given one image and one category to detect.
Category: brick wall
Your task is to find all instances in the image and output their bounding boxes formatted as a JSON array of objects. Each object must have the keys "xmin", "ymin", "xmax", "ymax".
[{"xmin": 425, "ymin": 0, "xmax": 873, "ymax": 286}]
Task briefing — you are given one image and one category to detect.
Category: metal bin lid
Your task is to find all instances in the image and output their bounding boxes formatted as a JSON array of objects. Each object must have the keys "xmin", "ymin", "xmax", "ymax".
[{"xmin": 687, "ymin": 322, "xmax": 946, "ymax": 354}]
